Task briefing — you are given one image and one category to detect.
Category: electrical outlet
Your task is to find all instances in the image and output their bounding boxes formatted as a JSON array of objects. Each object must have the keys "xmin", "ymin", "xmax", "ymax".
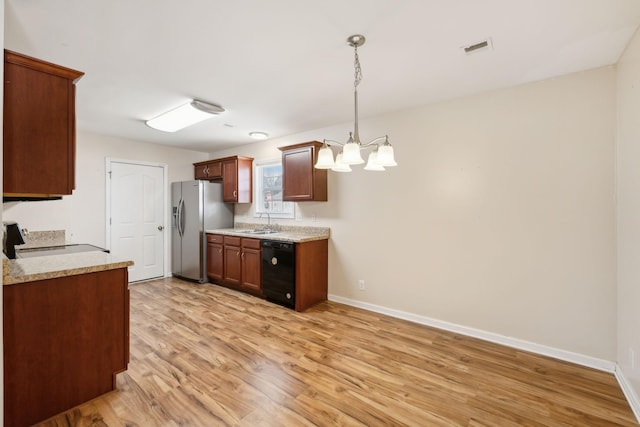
[
  {"xmin": 631, "ymin": 348, "xmax": 636, "ymax": 370},
  {"xmin": 311, "ymin": 213, "xmax": 317, "ymax": 222},
  {"xmin": 358, "ymin": 279, "xmax": 365, "ymax": 290}
]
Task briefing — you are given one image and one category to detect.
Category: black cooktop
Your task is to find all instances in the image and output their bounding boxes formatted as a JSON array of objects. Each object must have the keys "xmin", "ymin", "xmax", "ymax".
[{"xmin": 15, "ymin": 244, "xmax": 109, "ymax": 259}]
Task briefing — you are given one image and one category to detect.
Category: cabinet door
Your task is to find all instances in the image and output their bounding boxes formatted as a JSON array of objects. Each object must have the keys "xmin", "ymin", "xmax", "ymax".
[
  {"xmin": 207, "ymin": 160, "xmax": 222, "ymax": 179},
  {"xmin": 280, "ymin": 141, "xmax": 327, "ymax": 202},
  {"xmin": 241, "ymin": 241, "xmax": 261, "ymax": 294},
  {"xmin": 4, "ymin": 52, "xmax": 83, "ymax": 196},
  {"xmin": 206, "ymin": 242, "xmax": 223, "ymax": 282},
  {"xmin": 223, "ymin": 244, "xmax": 242, "ymax": 286},
  {"xmin": 194, "ymin": 162, "xmax": 210, "ymax": 180},
  {"xmin": 222, "ymin": 159, "xmax": 238, "ymax": 202},
  {"xmin": 282, "ymin": 145, "xmax": 314, "ymax": 201}
]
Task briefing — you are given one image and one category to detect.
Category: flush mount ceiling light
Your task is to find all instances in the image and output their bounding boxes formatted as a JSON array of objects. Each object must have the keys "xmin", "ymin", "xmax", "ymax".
[
  {"xmin": 146, "ymin": 100, "xmax": 225, "ymax": 132},
  {"xmin": 315, "ymin": 34, "xmax": 397, "ymax": 172},
  {"xmin": 249, "ymin": 131, "xmax": 269, "ymax": 140}
]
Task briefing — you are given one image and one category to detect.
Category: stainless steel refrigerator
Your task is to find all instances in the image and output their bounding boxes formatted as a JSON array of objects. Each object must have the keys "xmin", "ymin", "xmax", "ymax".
[{"xmin": 171, "ymin": 180, "xmax": 234, "ymax": 282}]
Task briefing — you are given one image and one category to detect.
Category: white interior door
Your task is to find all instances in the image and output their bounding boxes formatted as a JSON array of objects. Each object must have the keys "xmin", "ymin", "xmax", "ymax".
[{"xmin": 108, "ymin": 161, "xmax": 165, "ymax": 282}]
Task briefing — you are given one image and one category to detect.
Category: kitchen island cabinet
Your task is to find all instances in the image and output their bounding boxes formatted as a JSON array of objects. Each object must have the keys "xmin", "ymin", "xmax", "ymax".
[
  {"xmin": 3, "ymin": 49, "xmax": 84, "ymax": 198},
  {"xmin": 3, "ymin": 266, "xmax": 130, "ymax": 427}
]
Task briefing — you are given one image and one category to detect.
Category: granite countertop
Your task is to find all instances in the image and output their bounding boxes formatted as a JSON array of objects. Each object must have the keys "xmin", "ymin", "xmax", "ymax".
[
  {"xmin": 3, "ymin": 251, "xmax": 134, "ymax": 286},
  {"xmin": 207, "ymin": 222, "xmax": 330, "ymax": 243}
]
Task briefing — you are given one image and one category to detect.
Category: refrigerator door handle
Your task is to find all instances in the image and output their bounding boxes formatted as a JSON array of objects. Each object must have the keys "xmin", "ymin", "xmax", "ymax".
[{"xmin": 178, "ymin": 198, "xmax": 185, "ymax": 237}]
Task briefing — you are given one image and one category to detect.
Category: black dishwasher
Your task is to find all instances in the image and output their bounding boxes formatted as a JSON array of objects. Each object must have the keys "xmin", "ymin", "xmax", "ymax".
[{"xmin": 261, "ymin": 240, "xmax": 295, "ymax": 309}]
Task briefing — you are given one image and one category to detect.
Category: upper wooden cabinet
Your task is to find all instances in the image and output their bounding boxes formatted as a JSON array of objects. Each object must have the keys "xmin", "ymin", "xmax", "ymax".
[
  {"xmin": 3, "ymin": 50, "xmax": 84, "ymax": 198},
  {"xmin": 223, "ymin": 156, "xmax": 253, "ymax": 203},
  {"xmin": 279, "ymin": 141, "xmax": 327, "ymax": 202},
  {"xmin": 194, "ymin": 159, "xmax": 222, "ymax": 180},
  {"xmin": 194, "ymin": 155, "xmax": 253, "ymax": 203}
]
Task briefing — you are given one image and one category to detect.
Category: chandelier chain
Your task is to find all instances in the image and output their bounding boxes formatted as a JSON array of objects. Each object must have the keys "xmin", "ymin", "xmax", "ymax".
[{"xmin": 354, "ymin": 45, "xmax": 362, "ymax": 88}]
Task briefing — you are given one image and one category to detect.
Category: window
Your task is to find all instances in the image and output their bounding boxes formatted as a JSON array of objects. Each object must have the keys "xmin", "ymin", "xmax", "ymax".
[{"xmin": 254, "ymin": 159, "xmax": 294, "ymax": 218}]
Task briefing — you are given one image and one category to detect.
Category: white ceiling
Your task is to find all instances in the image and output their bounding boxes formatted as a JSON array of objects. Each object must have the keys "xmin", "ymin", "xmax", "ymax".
[{"xmin": 5, "ymin": 0, "xmax": 640, "ymax": 153}]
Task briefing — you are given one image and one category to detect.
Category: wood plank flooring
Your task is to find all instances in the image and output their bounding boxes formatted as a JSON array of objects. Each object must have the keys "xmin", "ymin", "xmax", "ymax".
[{"xmin": 37, "ymin": 277, "xmax": 637, "ymax": 426}]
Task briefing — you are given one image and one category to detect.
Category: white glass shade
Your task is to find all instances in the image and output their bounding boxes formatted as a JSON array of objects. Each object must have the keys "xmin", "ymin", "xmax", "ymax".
[
  {"xmin": 315, "ymin": 145, "xmax": 336, "ymax": 169},
  {"xmin": 146, "ymin": 101, "xmax": 223, "ymax": 132},
  {"xmin": 364, "ymin": 151, "xmax": 385, "ymax": 171},
  {"xmin": 342, "ymin": 141, "xmax": 365, "ymax": 165},
  {"xmin": 377, "ymin": 144, "xmax": 397, "ymax": 166},
  {"xmin": 331, "ymin": 153, "xmax": 352, "ymax": 172}
]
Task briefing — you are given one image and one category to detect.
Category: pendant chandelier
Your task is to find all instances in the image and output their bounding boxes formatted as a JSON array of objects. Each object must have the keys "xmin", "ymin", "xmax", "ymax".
[{"xmin": 315, "ymin": 34, "xmax": 397, "ymax": 172}]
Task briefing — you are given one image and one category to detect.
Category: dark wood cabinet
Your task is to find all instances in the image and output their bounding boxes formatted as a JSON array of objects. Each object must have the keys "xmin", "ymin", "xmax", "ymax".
[
  {"xmin": 223, "ymin": 156, "xmax": 253, "ymax": 203},
  {"xmin": 3, "ymin": 268, "xmax": 129, "ymax": 427},
  {"xmin": 207, "ymin": 234, "xmax": 262, "ymax": 295},
  {"xmin": 3, "ymin": 49, "xmax": 84, "ymax": 197},
  {"xmin": 206, "ymin": 234, "xmax": 224, "ymax": 282},
  {"xmin": 241, "ymin": 238, "xmax": 262, "ymax": 294},
  {"xmin": 295, "ymin": 239, "xmax": 329, "ymax": 311},
  {"xmin": 194, "ymin": 159, "xmax": 222, "ymax": 180},
  {"xmin": 194, "ymin": 156, "xmax": 253, "ymax": 203},
  {"xmin": 279, "ymin": 141, "xmax": 327, "ymax": 202},
  {"xmin": 223, "ymin": 236, "xmax": 242, "ymax": 286}
]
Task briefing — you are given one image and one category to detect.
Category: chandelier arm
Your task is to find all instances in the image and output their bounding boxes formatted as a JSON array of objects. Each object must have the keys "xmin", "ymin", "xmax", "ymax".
[{"xmin": 361, "ymin": 135, "xmax": 388, "ymax": 148}]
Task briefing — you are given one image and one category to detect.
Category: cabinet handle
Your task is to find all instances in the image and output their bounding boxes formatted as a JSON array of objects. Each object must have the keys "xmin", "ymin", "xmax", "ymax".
[
  {"xmin": 241, "ymin": 252, "xmax": 245, "ymax": 260},
  {"xmin": 233, "ymin": 190, "xmax": 237, "ymax": 198},
  {"xmin": 219, "ymin": 249, "xmax": 223, "ymax": 255}
]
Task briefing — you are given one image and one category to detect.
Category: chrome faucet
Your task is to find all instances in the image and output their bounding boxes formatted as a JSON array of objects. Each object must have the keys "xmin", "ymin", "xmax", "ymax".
[{"xmin": 260, "ymin": 212, "xmax": 271, "ymax": 229}]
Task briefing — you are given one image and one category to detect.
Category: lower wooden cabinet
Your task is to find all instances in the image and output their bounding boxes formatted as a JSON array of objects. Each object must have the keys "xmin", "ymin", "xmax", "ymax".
[
  {"xmin": 206, "ymin": 234, "xmax": 224, "ymax": 282},
  {"xmin": 208, "ymin": 234, "xmax": 261, "ymax": 295},
  {"xmin": 3, "ymin": 268, "xmax": 130, "ymax": 427},
  {"xmin": 240, "ymin": 238, "xmax": 262, "ymax": 294},
  {"xmin": 206, "ymin": 233, "xmax": 328, "ymax": 311}
]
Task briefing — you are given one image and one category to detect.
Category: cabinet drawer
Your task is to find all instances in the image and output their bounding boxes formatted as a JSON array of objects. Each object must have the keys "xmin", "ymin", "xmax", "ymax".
[
  {"xmin": 207, "ymin": 234, "xmax": 223, "ymax": 244},
  {"xmin": 223, "ymin": 236, "xmax": 241, "ymax": 246},
  {"xmin": 241, "ymin": 238, "xmax": 261, "ymax": 249}
]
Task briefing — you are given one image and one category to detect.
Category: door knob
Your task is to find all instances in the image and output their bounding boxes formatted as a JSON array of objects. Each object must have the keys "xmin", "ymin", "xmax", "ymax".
[{"xmin": 158, "ymin": 225, "xmax": 164, "ymax": 231}]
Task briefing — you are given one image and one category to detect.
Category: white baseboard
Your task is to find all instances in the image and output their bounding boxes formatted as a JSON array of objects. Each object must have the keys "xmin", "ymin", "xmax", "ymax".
[
  {"xmin": 616, "ymin": 366, "xmax": 640, "ymax": 422},
  {"xmin": 327, "ymin": 294, "xmax": 616, "ymax": 373}
]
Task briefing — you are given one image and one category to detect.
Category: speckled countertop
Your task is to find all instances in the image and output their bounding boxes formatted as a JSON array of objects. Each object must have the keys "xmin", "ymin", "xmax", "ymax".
[
  {"xmin": 207, "ymin": 222, "xmax": 330, "ymax": 243},
  {"xmin": 3, "ymin": 251, "xmax": 134, "ymax": 285}
]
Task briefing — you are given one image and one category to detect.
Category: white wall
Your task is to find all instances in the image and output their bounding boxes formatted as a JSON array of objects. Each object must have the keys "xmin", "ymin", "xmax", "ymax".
[
  {"xmin": 2, "ymin": 131, "xmax": 208, "ymax": 267},
  {"xmin": 616, "ymin": 28, "xmax": 640, "ymax": 402},
  {"xmin": 212, "ymin": 66, "xmax": 618, "ymax": 362}
]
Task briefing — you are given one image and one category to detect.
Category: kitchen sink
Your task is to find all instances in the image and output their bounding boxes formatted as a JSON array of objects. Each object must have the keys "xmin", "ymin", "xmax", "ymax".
[{"xmin": 237, "ymin": 229, "xmax": 279, "ymax": 235}]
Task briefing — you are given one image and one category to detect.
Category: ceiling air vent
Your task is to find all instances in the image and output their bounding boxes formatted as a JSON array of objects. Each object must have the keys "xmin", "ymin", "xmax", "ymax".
[{"xmin": 462, "ymin": 38, "xmax": 493, "ymax": 55}]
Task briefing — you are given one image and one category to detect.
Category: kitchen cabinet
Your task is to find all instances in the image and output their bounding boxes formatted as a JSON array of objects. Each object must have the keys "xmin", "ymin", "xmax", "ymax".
[
  {"xmin": 208, "ymin": 234, "xmax": 262, "ymax": 295},
  {"xmin": 295, "ymin": 239, "xmax": 328, "ymax": 311},
  {"xmin": 241, "ymin": 238, "xmax": 262, "ymax": 294},
  {"xmin": 223, "ymin": 236, "xmax": 242, "ymax": 286},
  {"xmin": 223, "ymin": 156, "xmax": 253, "ymax": 203},
  {"xmin": 3, "ymin": 268, "xmax": 129, "ymax": 427},
  {"xmin": 3, "ymin": 49, "xmax": 84, "ymax": 198},
  {"xmin": 206, "ymin": 232, "xmax": 327, "ymax": 311},
  {"xmin": 194, "ymin": 159, "xmax": 222, "ymax": 180},
  {"xmin": 279, "ymin": 141, "xmax": 327, "ymax": 202},
  {"xmin": 206, "ymin": 234, "xmax": 224, "ymax": 282},
  {"xmin": 194, "ymin": 155, "xmax": 253, "ymax": 203}
]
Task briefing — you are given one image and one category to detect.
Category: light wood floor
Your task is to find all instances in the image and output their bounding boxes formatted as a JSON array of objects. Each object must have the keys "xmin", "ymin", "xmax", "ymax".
[{"xmin": 38, "ymin": 277, "xmax": 637, "ymax": 426}]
